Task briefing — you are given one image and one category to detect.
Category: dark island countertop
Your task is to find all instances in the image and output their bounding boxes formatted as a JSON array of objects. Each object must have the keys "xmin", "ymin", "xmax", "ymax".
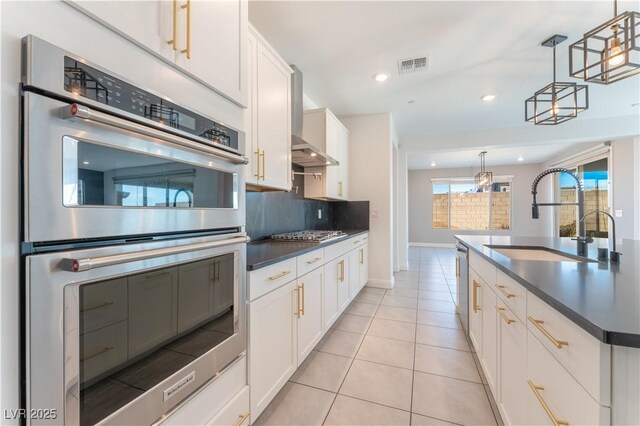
[
  {"xmin": 455, "ymin": 235, "xmax": 640, "ymax": 348},
  {"xmin": 247, "ymin": 229, "xmax": 369, "ymax": 271}
]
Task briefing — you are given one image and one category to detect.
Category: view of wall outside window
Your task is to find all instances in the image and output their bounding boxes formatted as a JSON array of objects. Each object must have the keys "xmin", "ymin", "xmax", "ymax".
[
  {"xmin": 432, "ymin": 179, "xmax": 511, "ymax": 230},
  {"xmin": 558, "ymin": 157, "xmax": 609, "ymax": 238}
]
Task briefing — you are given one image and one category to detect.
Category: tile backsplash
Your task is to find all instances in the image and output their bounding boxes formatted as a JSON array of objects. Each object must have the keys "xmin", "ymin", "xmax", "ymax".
[{"xmin": 246, "ymin": 166, "xmax": 369, "ymax": 240}]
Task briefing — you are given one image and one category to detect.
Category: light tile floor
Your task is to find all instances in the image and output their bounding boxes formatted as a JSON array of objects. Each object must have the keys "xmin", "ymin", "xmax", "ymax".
[{"xmin": 254, "ymin": 247, "xmax": 503, "ymax": 426}]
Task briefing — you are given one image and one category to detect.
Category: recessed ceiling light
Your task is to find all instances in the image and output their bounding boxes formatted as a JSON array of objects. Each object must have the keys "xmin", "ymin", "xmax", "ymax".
[
  {"xmin": 430, "ymin": 161, "xmax": 437, "ymax": 167},
  {"xmin": 82, "ymin": 160, "xmax": 90, "ymax": 165},
  {"xmin": 517, "ymin": 156, "xmax": 524, "ymax": 162},
  {"xmin": 481, "ymin": 94, "xmax": 496, "ymax": 102},
  {"xmin": 408, "ymin": 100, "xmax": 415, "ymax": 104},
  {"xmin": 632, "ymin": 102, "xmax": 640, "ymax": 107},
  {"xmin": 325, "ymin": 161, "xmax": 331, "ymax": 165},
  {"xmin": 310, "ymin": 152, "xmax": 317, "ymax": 157},
  {"xmin": 373, "ymin": 72, "xmax": 390, "ymax": 82}
]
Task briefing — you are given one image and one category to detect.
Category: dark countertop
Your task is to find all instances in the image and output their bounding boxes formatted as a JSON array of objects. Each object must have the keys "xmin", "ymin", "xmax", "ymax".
[
  {"xmin": 455, "ymin": 235, "xmax": 640, "ymax": 348},
  {"xmin": 247, "ymin": 229, "xmax": 369, "ymax": 271}
]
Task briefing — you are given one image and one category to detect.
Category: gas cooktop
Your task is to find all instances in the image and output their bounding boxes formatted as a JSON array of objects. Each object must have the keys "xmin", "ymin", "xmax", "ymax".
[{"xmin": 270, "ymin": 230, "xmax": 347, "ymax": 243}]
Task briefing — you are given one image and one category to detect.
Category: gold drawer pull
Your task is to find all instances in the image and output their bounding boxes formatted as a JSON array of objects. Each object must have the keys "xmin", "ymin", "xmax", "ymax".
[
  {"xmin": 300, "ymin": 283, "xmax": 305, "ymax": 315},
  {"xmin": 80, "ymin": 301, "xmax": 115, "ymax": 313},
  {"xmin": 253, "ymin": 150, "xmax": 260, "ymax": 178},
  {"xmin": 472, "ymin": 280, "xmax": 481, "ymax": 313},
  {"xmin": 528, "ymin": 316, "xmax": 568, "ymax": 349},
  {"xmin": 180, "ymin": 0, "xmax": 191, "ymax": 59},
  {"xmin": 268, "ymin": 270, "xmax": 291, "ymax": 281},
  {"xmin": 338, "ymin": 260, "xmax": 345, "ymax": 282},
  {"xmin": 359, "ymin": 248, "xmax": 364, "ymax": 264},
  {"xmin": 353, "ymin": 240, "xmax": 361, "ymax": 244},
  {"xmin": 495, "ymin": 306, "xmax": 515, "ymax": 324},
  {"xmin": 235, "ymin": 412, "xmax": 250, "ymax": 426},
  {"xmin": 167, "ymin": 0, "xmax": 178, "ymax": 50},
  {"xmin": 527, "ymin": 380, "xmax": 568, "ymax": 426},
  {"xmin": 496, "ymin": 284, "xmax": 515, "ymax": 298},
  {"xmin": 455, "ymin": 257, "xmax": 460, "ymax": 277},
  {"xmin": 306, "ymin": 257, "xmax": 321, "ymax": 264},
  {"xmin": 81, "ymin": 346, "xmax": 114, "ymax": 363}
]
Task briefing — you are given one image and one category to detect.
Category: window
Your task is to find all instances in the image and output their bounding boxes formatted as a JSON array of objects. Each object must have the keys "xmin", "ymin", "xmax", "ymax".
[
  {"xmin": 557, "ymin": 155, "xmax": 609, "ymax": 238},
  {"xmin": 432, "ymin": 177, "xmax": 512, "ymax": 230}
]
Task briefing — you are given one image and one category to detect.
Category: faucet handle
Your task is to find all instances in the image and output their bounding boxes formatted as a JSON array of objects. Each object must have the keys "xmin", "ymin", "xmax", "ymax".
[{"xmin": 571, "ymin": 236, "xmax": 594, "ymax": 244}]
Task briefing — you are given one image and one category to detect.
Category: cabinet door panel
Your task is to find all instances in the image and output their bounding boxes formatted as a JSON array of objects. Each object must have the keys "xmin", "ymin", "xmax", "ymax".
[
  {"xmin": 498, "ymin": 304, "xmax": 528, "ymax": 426},
  {"xmin": 323, "ymin": 260, "xmax": 340, "ymax": 330},
  {"xmin": 339, "ymin": 126, "xmax": 349, "ymax": 200},
  {"xmin": 358, "ymin": 245, "xmax": 368, "ymax": 289},
  {"xmin": 296, "ymin": 268, "xmax": 324, "ymax": 363},
  {"xmin": 469, "ymin": 272, "xmax": 483, "ymax": 355},
  {"xmin": 245, "ymin": 29, "xmax": 259, "ymax": 185},
  {"xmin": 348, "ymin": 250, "xmax": 360, "ymax": 300},
  {"xmin": 481, "ymin": 285, "xmax": 498, "ymax": 393},
  {"xmin": 128, "ymin": 267, "xmax": 179, "ymax": 358},
  {"xmin": 249, "ymin": 282, "xmax": 297, "ymax": 419},
  {"xmin": 189, "ymin": 0, "xmax": 247, "ymax": 106},
  {"xmin": 337, "ymin": 257, "xmax": 350, "ymax": 313},
  {"xmin": 177, "ymin": 259, "xmax": 214, "ymax": 333},
  {"xmin": 256, "ymin": 41, "xmax": 291, "ymax": 190}
]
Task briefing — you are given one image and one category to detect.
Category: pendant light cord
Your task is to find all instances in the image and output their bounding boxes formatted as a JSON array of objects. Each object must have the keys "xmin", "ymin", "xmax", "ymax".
[{"xmin": 552, "ymin": 45, "xmax": 557, "ymax": 84}]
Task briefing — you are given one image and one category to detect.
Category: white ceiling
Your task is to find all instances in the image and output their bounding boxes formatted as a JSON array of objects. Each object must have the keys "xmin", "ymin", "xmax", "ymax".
[
  {"xmin": 406, "ymin": 141, "xmax": 589, "ymax": 170},
  {"xmin": 249, "ymin": 0, "xmax": 640, "ymax": 166}
]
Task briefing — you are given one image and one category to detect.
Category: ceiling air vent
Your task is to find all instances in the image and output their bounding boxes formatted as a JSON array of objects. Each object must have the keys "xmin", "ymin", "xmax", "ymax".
[{"xmin": 397, "ymin": 56, "xmax": 429, "ymax": 75}]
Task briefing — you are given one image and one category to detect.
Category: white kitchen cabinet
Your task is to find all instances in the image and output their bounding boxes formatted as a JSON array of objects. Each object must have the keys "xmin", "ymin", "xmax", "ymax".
[
  {"xmin": 336, "ymin": 256, "xmax": 350, "ymax": 312},
  {"xmin": 245, "ymin": 25, "xmax": 292, "ymax": 191},
  {"xmin": 296, "ymin": 268, "xmax": 324, "ymax": 363},
  {"xmin": 249, "ymin": 281, "xmax": 297, "ymax": 419},
  {"xmin": 497, "ymin": 302, "xmax": 528, "ymax": 426},
  {"xmin": 358, "ymin": 244, "xmax": 368, "ymax": 289},
  {"xmin": 213, "ymin": 254, "xmax": 235, "ymax": 316},
  {"xmin": 347, "ymin": 249, "xmax": 360, "ymax": 299},
  {"xmin": 177, "ymin": 259, "xmax": 214, "ymax": 333},
  {"xmin": 323, "ymin": 258, "xmax": 341, "ymax": 330},
  {"xmin": 302, "ymin": 108, "xmax": 350, "ymax": 200},
  {"xmin": 481, "ymin": 282, "xmax": 498, "ymax": 394},
  {"xmin": 469, "ymin": 271, "xmax": 483, "ymax": 355},
  {"xmin": 68, "ymin": 0, "xmax": 248, "ymax": 107},
  {"xmin": 128, "ymin": 267, "xmax": 179, "ymax": 358}
]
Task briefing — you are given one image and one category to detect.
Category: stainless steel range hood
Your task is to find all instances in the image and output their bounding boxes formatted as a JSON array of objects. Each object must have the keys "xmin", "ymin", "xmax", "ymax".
[{"xmin": 291, "ymin": 65, "xmax": 339, "ymax": 167}]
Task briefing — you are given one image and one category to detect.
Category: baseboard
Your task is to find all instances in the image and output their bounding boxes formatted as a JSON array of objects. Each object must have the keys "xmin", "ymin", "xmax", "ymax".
[
  {"xmin": 365, "ymin": 278, "xmax": 395, "ymax": 289},
  {"xmin": 399, "ymin": 261, "xmax": 409, "ymax": 271},
  {"xmin": 409, "ymin": 242, "xmax": 456, "ymax": 248}
]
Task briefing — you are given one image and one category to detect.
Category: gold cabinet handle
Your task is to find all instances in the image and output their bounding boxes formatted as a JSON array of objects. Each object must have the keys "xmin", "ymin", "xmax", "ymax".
[
  {"xmin": 527, "ymin": 380, "xmax": 568, "ymax": 426},
  {"xmin": 353, "ymin": 240, "xmax": 361, "ymax": 245},
  {"xmin": 338, "ymin": 260, "xmax": 345, "ymax": 282},
  {"xmin": 338, "ymin": 181, "xmax": 343, "ymax": 197},
  {"xmin": 297, "ymin": 283, "xmax": 305, "ymax": 316},
  {"xmin": 455, "ymin": 257, "xmax": 460, "ymax": 277},
  {"xmin": 253, "ymin": 150, "xmax": 260, "ymax": 178},
  {"xmin": 294, "ymin": 285, "xmax": 301, "ymax": 318},
  {"xmin": 496, "ymin": 284, "xmax": 515, "ymax": 298},
  {"xmin": 359, "ymin": 248, "xmax": 364, "ymax": 265},
  {"xmin": 306, "ymin": 257, "xmax": 321, "ymax": 265},
  {"xmin": 81, "ymin": 346, "xmax": 114, "ymax": 363},
  {"xmin": 268, "ymin": 270, "xmax": 291, "ymax": 281},
  {"xmin": 167, "ymin": 0, "xmax": 178, "ymax": 50},
  {"xmin": 180, "ymin": 0, "xmax": 191, "ymax": 59},
  {"xmin": 260, "ymin": 149, "xmax": 266, "ymax": 180},
  {"xmin": 234, "ymin": 412, "xmax": 250, "ymax": 426},
  {"xmin": 472, "ymin": 280, "xmax": 481, "ymax": 312},
  {"xmin": 80, "ymin": 301, "xmax": 114, "ymax": 313},
  {"xmin": 496, "ymin": 306, "xmax": 515, "ymax": 324},
  {"xmin": 528, "ymin": 316, "xmax": 568, "ymax": 349}
]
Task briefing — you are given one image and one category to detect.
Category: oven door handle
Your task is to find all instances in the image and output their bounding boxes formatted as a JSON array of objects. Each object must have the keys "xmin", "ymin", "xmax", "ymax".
[
  {"xmin": 60, "ymin": 103, "xmax": 249, "ymax": 165},
  {"xmin": 60, "ymin": 236, "xmax": 249, "ymax": 272}
]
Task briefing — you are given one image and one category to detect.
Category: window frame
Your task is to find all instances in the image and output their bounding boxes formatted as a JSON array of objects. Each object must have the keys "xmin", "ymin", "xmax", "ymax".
[{"xmin": 430, "ymin": 175, "xmax": 514, "ymax": 231}]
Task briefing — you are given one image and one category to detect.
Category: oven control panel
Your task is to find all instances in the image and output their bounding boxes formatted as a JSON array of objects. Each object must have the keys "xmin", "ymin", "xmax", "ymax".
[{"xmin": 63, "ymin": 56, "xmax": 238, "ymax": 150}]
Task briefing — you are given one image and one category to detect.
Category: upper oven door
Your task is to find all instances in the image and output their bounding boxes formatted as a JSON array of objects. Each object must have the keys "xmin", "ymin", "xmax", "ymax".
[{"xmin": 23, "ymin": 92, "xmax": 246, "ymax": 243}]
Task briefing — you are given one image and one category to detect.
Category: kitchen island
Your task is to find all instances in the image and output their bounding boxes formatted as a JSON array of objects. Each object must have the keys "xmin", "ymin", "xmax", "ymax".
[{"xmin": 454, "ymin": 235, "xmax": 640, "ymax": 426}]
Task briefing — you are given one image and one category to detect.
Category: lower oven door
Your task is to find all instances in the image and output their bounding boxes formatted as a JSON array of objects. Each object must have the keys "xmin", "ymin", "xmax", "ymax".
[
  {"xmin": 23, "ymin": 91, "xmax": 246, "ymax": 243},
  {"xmin": 26, "ymin": 233, "xmax": 247, "ymax": 426}
]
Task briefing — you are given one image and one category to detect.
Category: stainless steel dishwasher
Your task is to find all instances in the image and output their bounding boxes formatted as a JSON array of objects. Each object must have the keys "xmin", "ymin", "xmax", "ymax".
[{"xmin": 455, "ymin": 242, "xmax": 469, "ymax": 334}]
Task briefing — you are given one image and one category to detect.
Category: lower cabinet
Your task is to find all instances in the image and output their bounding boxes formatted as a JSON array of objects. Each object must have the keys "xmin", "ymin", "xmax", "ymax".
[
  {"xmin": 296, "ymin": 268, "xmax": 324, "ymax": 363},
  {"xmin": 336, "ymin": 256, "xmax": 350, "ymax": 312},
  {"xmin": 469, "ymin": 272, "xmax": 483, "ymax": 355},
  {"xmin": 347, "ymin": 249, "xmax": 360, "ymax": 299},
  {"xmin": 358, "ymin": 244, "xmax": 368, "ymax": 289},
  {"xmin": 481, "ymin": 283, "xmax": 498, "ymax": 394},
  {"xmin": 249, "ymin": 281, "xmax": 298, "ymax": 418},
  {"xmin": 497, "ymin": 302, "xmax": 528, "ymax": 426},
  {"xmin": 323, "ymin": 257, "xmax": 341, "ymax": 330}
]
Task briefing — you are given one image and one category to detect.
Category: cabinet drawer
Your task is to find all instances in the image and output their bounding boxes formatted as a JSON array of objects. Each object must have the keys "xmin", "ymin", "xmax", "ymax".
[
  {"xmin": 324, "ymin": 239, "xmax": 351, "ymax": 261},
  {"xmin": 348, "ymin": 234, "xmax": 367, "ymax": 248},
  {"xmin": 207, "ymin": 386, "xmax": 250, "ymax": 426},
  {"xmin": 80, "ymin": 277, "xmax": 128, "ymax": 334},
  {"xmin": 527, "ymin": 293, "xmax": 611, "ymax": 405},
  {"xmin": 494, "ymin": 270, "xmax": 527, "ymax": 323},
  {"xmin": 248, "ymin": 258, "xmax": 297, "ymax": 301},
  {"xmin": 469, "ymin": 251, "xmax": 496, "ymax": 285},
  {"xmin": 80, "ymin": 321, "xmax": 128, "ymax": 384},
  {"xmin": 297, "ymin": 248, "xmax": 325, "ymax": 276},
  {"xmin": 526, "ymin": 330, "xmax": 610, "ymax": 425},
  {"xmin": 162, "ymin": 357, "xmax": 246, "ymax": 425}
]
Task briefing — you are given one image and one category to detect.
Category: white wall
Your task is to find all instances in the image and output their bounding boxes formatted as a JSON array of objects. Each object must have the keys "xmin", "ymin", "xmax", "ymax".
[
  {"xmin": 1, "ymin": 1, "xmax": 245, "ymax": 419},
  {"xmin": 408, "ymin": 163, "xmax": 546, "ymax": 245},
  {"xmin": 342, "ymin": 113, "xmax": 394, "ymax": 288},
  {"xmin": 397, "ymin": 148, "xmax": 409, "ymax": 270}
]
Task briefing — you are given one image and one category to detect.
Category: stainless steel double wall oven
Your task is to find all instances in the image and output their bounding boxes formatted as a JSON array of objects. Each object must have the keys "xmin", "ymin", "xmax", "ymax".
[{"xmin": 21, "ymin": 36, "xmax": 248, "ymax": 425}]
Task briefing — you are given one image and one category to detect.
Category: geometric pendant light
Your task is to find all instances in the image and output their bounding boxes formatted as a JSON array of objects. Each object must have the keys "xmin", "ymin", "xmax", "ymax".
[
  {"xmin": 475, "ymin": 151, "xmax": 493, "ymax": 190},
  {"xmin": 569, "ymin": 0, "xmax": 640, "ymax": 84},
  {"xmin": 525, "ymin": 35, "xmax": 589, "ymax": 125}
]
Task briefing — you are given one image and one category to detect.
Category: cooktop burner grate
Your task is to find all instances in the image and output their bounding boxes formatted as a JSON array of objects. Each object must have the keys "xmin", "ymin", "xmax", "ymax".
[{"xmin": 270, "ymin": 230, "xmax": 347, "ymax": 243}]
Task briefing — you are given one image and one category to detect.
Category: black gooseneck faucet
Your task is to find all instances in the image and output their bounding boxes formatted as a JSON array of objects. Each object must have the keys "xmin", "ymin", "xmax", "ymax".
[
  {"xmin": 531, "ymin": 167, "xmax": 591, "ymax": 256},
  {"xmin": 579, "ymin": 210, "xmax": 621, "ymax": 262}
]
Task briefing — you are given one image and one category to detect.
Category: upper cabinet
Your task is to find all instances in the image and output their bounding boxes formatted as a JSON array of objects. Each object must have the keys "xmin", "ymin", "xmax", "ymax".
[
  {"xmin": 66, "ymin": 0, "xmax": 248, "ymax": 107},
  {"xmin": 245, "ymin": 25, "xmax": 292, "ymax": 191},
  {"xmin": 302, "ymin": 108, "xmax": 349, "ymax": 201}
]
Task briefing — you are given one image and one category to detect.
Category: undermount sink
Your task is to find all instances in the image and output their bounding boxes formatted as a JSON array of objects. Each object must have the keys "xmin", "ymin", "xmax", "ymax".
[{"xmin": 485, "ymin": 245, "xmax": 597, "ymax": 263}]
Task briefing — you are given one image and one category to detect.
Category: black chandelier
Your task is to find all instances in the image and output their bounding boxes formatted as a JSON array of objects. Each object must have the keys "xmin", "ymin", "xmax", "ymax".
[
  {"xmin": 525, "ymin": 35, "xmax": 589, "ymax": 126},
  {"xmin": 569, "ymin": 0, "xmax": 639, "ymax": 84}
]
